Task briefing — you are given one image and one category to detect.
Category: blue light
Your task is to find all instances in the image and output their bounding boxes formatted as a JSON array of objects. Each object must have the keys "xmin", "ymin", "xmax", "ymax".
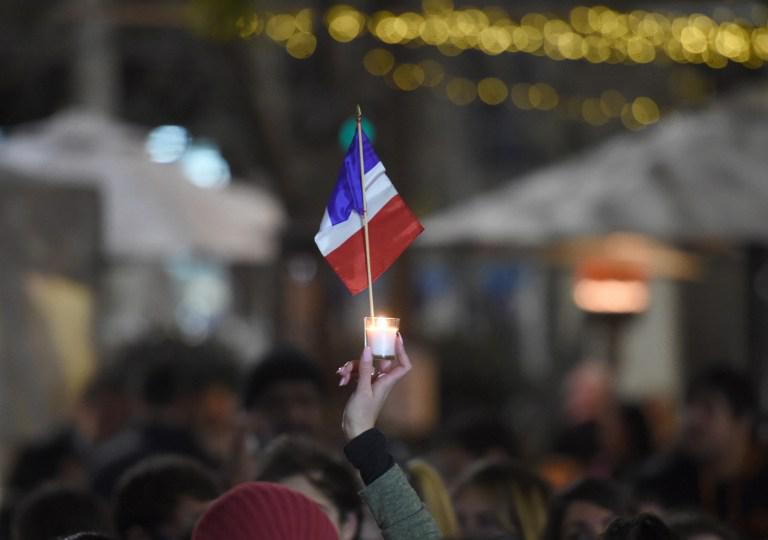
[
  {"xmin": 146, "ymin": 125, "xmax": 188, "ymax": 163},
  {"xmin": 180, "ymin": 142, "xmax": 231, "ymax": 189}
]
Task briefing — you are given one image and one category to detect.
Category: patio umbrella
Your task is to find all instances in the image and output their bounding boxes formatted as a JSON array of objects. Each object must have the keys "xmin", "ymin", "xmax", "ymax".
[
  {"xmin": 421, "ymin": 84, "xmax": 768, "ymax": 247},
  {"xmin": 0, "ymin": 109, "xmax": 285, "ymax": 262}
]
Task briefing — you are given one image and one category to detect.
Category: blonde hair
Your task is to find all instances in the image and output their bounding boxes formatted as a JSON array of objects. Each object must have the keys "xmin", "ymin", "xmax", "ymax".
[
  {"xmin": 454, "ymin": 460, "xmax": 551, "ymax": 540},
  {"xmin": 407, "ymin": 459, "xmax": 460, "ymax": 539}
]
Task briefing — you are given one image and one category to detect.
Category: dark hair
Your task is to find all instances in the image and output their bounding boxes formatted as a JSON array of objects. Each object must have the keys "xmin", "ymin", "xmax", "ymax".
[
  {"xmin": 117, "ymin": 335, "xmax": 241, "ymax": 408},
  {"xmin": 255, "ymin": 436, "xmax": 362, "ymax": 538},
  {"xmin": 602, "ymin": 513, "xmax": 677, "ymax": 540},
  {"xmin": 113, "ymin": 455, "xmax": 219, "ymax": 540},
  {"xmin": 543, "ymin": 478, "xmax": 628, "ymax": 540},
  {"xmin": 686, "ymin": 366, "xmax": 755, "ymax": 419},
  {"xmin": 13, "ymin": 485, "xmax": 111, "ymax": 540},
  {"xmin": 6, "ymin": 430, "xmax": 83, "ymax": 495},
  {"xmin": 667, "ymin": 512, "xmax": 738, "ymax": 540},
  {"xmin": 242, "ymin": 347, "xmax": 324, "ymax": 409}
]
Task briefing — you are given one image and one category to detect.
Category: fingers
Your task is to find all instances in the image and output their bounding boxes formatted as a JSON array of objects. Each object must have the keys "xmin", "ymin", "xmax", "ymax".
[
  {"xmin": 355, "ymin": 347, "xmax": 374, "ymax": 393},
  {"xmin": 372, "ymin": 335, "xmax": 411, "ymax": 394},
  {"xmin": 336, "ymin": 361, "xmax": 354, "ymax": 387},
  {"xmin": 395, "ymin": 333, "xmax": 412, "ymax": 370}
]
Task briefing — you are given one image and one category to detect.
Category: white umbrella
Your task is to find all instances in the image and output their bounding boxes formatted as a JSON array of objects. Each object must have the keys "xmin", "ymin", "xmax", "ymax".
[
  {"xmin": 0, "ymin": 109, "xmax": 285, "ymax": 262},
  {"xmin": 421, "ymin": 84, "xmax": 768, "ymax": 246}
]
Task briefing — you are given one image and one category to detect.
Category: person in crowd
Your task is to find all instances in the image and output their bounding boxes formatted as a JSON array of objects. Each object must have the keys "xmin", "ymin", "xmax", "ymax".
[
  {"xmin": 406, "ymin": 459, "xmax": 461, "ymax": 538},
  {"xmin": 428, "ymin": 411, "xmax": 521, "ymax": 486},
  {"xmin": 337, "ymin": 336, "xmax": 441, "ymax": 540},
  {"xmin": 601, "ymin": 513, "xmax": 676, "ymax": 540},
  {"xmin": 451, "ymin": 460, "xmax": 551, "ymax": 540},
  {"xmin": 12, "ymin": 484, "xmax": 112, "ymax": 540},
  {"xmin": 113, "ymin": 455, "xmax": 220, "ymax": 540},
  {"xmin": 192, "ymin": 482, "xmax": 338, "ymax": 540},
  {"xmin": 91, "ymin": 335, "xmax": 241, "ymax": 496},
  {"xmin": 542, "ymin": 478, "xmax": 628, "ymax": 540},
  {"xmin": 242, "ymin": 347, "xmax": 326, "ymax": 447},
  {"xmin": 667, "ymin": 512, "xmax": 739, "ymax": 540},
  {"xmin": 77, "ymin": 361, "xmax": 137, "ymax": 448},
  {"xmin": 0, "ymin": 429, "xmax": 90, "ymax": 540},
  {"xmin": 633, "ymin": 366, "xmax": 768, "ymax": 539},
  {"xmin": 254, "ymin": 436, "xmax": 363, "ymax": 540}
]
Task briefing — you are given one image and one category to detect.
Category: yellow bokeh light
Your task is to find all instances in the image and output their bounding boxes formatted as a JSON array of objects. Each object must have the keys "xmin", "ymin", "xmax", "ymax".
[
  {"xmin": 477, "ymin": 77, "xmax": 508, "ymax": 105},
  {"xmin": 478, "ymin": 26, "xmax": 512, "ymax": 55},
  {"xmin": 295, "ymin": 9, "xmax": 313, "ymax": 33},
  {"xmin": 513, "ymin": 26, "xmax": 543, "ymax": 52},
  {"xmin": 446, "ymin": 77, "xmax": 477, "ymax": 105},
  {"xmin": 401, "ymin": 12, "xmax": 424, "ymax": 40},
  {"xmin": 631, "ymin": 97, "xmax": 660, "ymax": 125},
  {"xmin": 236, "ymin": 15, "xmax": 262, "ymax": 38},
  {"xmin": 714, "ymin": 23, "xmax": 750, "ymax": 60},
  {"xmin": 329, "ymin": 12, "xmax": 363, "ymax": 42},
  {"xmin": 543, "ymin": 19, "xmax": 571, "ymax": 46},
  {"xmin": 363, "ymin": 48, "xmax": 395, "ymax": 76},
  {"xmin": 266, "ymin": 14, "xmax": 296, "ymax": 42},
  {"xmin": 558, "ymin": 32, "xmax": 585, "ymax": 60},
  {"xmin": 531, "ymin": 83, "xmax": 558, "ymax": 110},
  {"xmin": 421, "ymin": 16, "xmax": 450, "ymax": 45},
  {"xmin": 392, "ymin": 63, "xmax": 425, "ymax": 91},
  {"xmin": 376, "ymin": 16, "xmax": 410, "ymax": 44},
  {"xmin": 627, "ymin": 36, "xmax": 656, "ymax": 63},
  {"xmin": 419, "ymin": 59, "xmax": 445, "ymax": 87},
  {"xmin": 521, "ymin": 13, "xmax": 548, "ymax": 30},
  {"xmin": 510, "ymin": 84, "xmax": 532, "ymax": 110},
  {"xmin": 600, "ymin": 89, "xmax": 625, "ymax": 117},
  {"xmin": 753, "ymin": 28, "xmax": 768, "ymax": 59},
  {"xmin": 422, "ymin": 0, "xmax": 453, "ymax": 16},
  {"xmin": 584, "ymin": 35, "xmax": 611, "ymax": 63},
  {"xmin": 621, "ymin": 104, "xmax": 644, "ymax": 130},
  {"xmin": 680, "ymin": 25, "xmax": 708, "ymax": 53},
  {"xmin": 582, "ymin": 98, "xmax": 609, "ymax": 126},
  {"xmin": 570, "ymin": 6, "xmax": 592, "ymax": 34},
  {"xmin": 285, "ymin": 32, "xmax": 317, "ymax": 59}
]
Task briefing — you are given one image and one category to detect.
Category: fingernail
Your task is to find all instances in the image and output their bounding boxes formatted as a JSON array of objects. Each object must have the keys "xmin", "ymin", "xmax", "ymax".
[
  {"xmin": 362, "ymin": 347, "xmax": 372, "ymax": 362},
  {"xmin": 397, "ymin": 332, "xmax": 404, "ymax": 344},
  {"xmin": 336, "ymin": 367, "xmax": 344, "ymax": 374}
]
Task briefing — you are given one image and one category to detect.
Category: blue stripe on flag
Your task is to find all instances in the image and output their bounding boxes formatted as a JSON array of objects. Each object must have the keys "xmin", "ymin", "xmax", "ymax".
[{"xmin": 326, "ymin": 131, "xmax": 382, "ymax": 225}]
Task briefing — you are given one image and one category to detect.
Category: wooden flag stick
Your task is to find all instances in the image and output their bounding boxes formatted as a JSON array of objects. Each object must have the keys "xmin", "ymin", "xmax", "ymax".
[{"xmin": 356, "ymin": 105, "xmax": 375, "ymax": 318}]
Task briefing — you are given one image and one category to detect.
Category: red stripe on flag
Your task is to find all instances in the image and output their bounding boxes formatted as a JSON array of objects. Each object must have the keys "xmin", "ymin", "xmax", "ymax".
[{"xmin": 324, "ymin": 195, "xmax": 423, "ymax": 295}]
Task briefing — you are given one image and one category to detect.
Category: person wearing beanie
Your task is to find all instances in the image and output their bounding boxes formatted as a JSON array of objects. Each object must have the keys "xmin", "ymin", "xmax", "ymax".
[
  {"xmin": 337, "ymin": 337, "xmax": 441, "ymax": 540},
  {"xmin": 192, "ymin": 482, "xmax": 337, "ymax": 540}
]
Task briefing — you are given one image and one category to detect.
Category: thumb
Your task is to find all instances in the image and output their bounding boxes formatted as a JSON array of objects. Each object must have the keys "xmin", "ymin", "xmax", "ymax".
[{"xmin": 355, "ymin": 347, "xmax": 374, "ymax": 393}]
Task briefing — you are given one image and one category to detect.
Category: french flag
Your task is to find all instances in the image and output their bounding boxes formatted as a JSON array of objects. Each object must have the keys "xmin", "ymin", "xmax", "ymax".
[{"xmin": 315, "ymin": 132, "xmax": 423, "ymax": 295}]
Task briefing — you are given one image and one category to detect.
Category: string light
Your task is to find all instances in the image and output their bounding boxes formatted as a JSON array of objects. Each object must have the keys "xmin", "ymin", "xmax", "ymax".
[
  {"xmin": 233, "ymin": 4, "xmax": 767, "ymax": 68},
  {"xmin": 364, "ymin": 51, "xmax": 663, "ymax": 130}
]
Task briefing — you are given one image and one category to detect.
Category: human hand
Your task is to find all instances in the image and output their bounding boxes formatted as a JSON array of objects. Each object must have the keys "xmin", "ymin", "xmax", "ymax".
[{"xmin": 338, "ymin": 334, "xmax": 411, "ymax": 440}]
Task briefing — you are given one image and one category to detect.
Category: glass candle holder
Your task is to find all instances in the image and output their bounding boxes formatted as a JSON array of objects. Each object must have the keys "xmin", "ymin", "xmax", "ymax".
[{"xmin": 364, "ymin": 316, "xmax": 399, "ymax": 359}]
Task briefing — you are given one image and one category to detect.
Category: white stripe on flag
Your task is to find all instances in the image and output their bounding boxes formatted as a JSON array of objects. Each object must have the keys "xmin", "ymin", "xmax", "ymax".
[{"xmin": 315, "ymin": 162, "xmax": 396, "ymax": 256}]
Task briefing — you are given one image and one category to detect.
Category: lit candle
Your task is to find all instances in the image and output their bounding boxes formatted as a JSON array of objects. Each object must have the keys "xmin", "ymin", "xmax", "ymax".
[{"xmin": 364, "ymin": 316, "xmax": 399, "ymax": 359}]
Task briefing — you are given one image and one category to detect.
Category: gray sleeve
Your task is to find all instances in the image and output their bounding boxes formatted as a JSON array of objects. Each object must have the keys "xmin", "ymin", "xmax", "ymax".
[{"xmin": 359, "ymin": 464, "xmax": 442, "ymax": 540}]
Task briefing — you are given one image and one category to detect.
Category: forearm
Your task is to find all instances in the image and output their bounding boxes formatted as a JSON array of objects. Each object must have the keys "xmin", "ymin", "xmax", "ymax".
[{"xmin": 345, "ymin": 429, "xmax": 442, "ymax": 540}]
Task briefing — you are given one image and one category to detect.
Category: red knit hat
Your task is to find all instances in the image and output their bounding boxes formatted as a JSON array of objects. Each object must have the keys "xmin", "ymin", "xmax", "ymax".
[{"xmin": 192, "ymin": 482, "xmax": 338, "ymax": 540}]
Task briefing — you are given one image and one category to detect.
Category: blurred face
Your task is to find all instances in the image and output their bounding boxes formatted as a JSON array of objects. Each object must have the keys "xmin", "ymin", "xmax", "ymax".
[
  {"xmin": 561, "ymin": 501, "xmax": 616, "ymax": 540},
  {"xmin": 193, "ymin": 386, "xmax": 239, "ymax": 461},
  {"xmin": 454, "ymin": 486, "xmax": 518, "ymax": 540},
  {"xmin": 682, "ymin": 392, "xmax": 745, "ymax": 462},
  {"xmin": 253, "ymin": 381, "xmax": 323, "ymax": 439},
  {"xmin": 278, "ymin": 474, "xmax": 357, "ymax": 540}
]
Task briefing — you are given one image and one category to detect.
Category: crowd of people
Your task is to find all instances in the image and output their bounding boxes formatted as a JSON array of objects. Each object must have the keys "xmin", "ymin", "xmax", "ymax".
[{"xmin": 1, "ymin": 332, "xmax": 766, "ymax": 540}]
